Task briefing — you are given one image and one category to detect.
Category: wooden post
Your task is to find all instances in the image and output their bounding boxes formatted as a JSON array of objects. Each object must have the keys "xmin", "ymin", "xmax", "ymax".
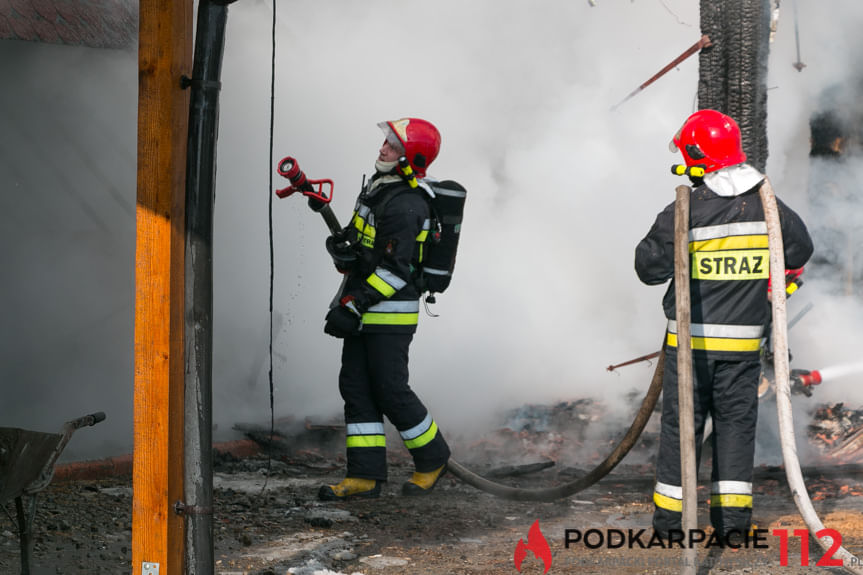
[
  {"xmin": 133, "ymin": 1, "xmax": 192, "ymax": 574},
  {"xmin": 673, "ymin": 185, "xmax": 697, "ymax": 575}
]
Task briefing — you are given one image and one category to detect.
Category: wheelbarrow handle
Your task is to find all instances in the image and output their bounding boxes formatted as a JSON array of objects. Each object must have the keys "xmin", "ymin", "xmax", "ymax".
[
  {"xmin": 67, "ymin": 411, "xmax": 107, "ymax": 431},
  {"xmin": 24, "ymin": 412, "xmax": 109, "ymax": 496}
]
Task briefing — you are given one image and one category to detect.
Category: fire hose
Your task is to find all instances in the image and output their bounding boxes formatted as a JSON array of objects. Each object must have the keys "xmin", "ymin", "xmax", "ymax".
[
  {"xmin": 760, "ymin": 178, "xmax": 863, "ymax": 574},
  {"xmin": 673, "ymin": 185, "xmax": 697, "ymax": 575},
  {"xmin": 443, "ymin": 185, "xmax": 676, "ymax": 518},
  {"xmin": 446, "ymin": 350, "xmax": 665, "ymax": 502}
]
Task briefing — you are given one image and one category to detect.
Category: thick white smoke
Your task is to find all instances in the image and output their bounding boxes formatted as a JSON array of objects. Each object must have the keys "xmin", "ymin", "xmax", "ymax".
[
  {"xmin": 2, "ymin": 0, "xmax": 861, "ymax": 463},
  {"xmin": 213, "ymin": 0, "xmax": 702, "ymax": 442}
]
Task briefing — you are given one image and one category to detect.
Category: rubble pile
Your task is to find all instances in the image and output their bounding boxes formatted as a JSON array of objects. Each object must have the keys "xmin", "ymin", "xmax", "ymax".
[
  {"xmin": 807, "ymin": 402, "xmax": 863, "ymax": 462},
  {"xmin": 455, "ymin": 396, "xmax": 660, "ymax": 477}
]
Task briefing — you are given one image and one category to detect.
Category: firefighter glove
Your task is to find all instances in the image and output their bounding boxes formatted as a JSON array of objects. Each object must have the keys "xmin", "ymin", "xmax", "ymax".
[
  {"xmin": 790, "ymin": 369, "xmax": 814, "ymax": 397},
  {"xmin": 324, "ymin": 296, "xmax": 362, "ymax": 338}
]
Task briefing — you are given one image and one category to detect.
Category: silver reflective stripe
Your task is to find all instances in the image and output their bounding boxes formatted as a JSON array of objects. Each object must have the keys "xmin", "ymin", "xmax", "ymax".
[
  {"xmin": 374, "ymin": 267, "xmax": 407, "ymax": 290},
  {"xmin": 347, "ymin": 422, "xmax": 385, "ymax": 436},
  {"xmin": 655, "ymin": 482, "xmax": 682, "ymax": 499},
  {"xmin": 667, "ymin": 320, "xmax": 764, "ymax": 339},
  {"xmin": 423, "ymin": 267, "xmax": 450, "ymax": 277},
  {"xmin": 421, "ymin": 218, "xmax": 431, "ymax": 230},
  {"xmin": 711, "ymin": 480, "xmax": 752, "ymax": 494},
  {"xmin": 357, "ymin": 204, "xmax": 371, "ymax": 220},
  {"xmin": 400, "ymin": 413, "xmax": 433, "ymax": 441},
  {"xmin": 367, "ymin": 300, "xmax": 420, "ymax": 313},
  {"xmin": 689, "ymin": 221, "xmax": 767, "ymax": 241},
  {"xmin": 434, "ymin": 187, "xmax": 466, "ymax": 198}
]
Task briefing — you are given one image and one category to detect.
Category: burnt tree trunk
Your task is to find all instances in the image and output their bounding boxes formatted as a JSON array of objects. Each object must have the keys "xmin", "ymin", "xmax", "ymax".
[{"xmin": 698, "ymin": 0, "xmax": 771, "ymax": 171}]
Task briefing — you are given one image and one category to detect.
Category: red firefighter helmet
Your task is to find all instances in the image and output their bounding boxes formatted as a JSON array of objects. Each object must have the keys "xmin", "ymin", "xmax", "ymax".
[
  {"xmin": 378, "ymin": 118, "xmax": 441, "ymax": 178},
  {"xmin": 671, "ymin": 109, "xmax": 746, "ymax": 173}
]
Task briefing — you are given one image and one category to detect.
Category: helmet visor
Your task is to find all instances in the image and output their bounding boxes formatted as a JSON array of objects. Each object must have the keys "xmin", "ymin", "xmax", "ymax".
[{"xmin": 377, "ymin": 122, "xmax": 405, "ymax": 154}]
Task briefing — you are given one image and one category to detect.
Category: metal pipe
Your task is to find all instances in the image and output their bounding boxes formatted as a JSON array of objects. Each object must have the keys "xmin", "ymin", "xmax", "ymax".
[
  {"xmin": 673, "ymin": 184, "xmax": 697, "ymax": 575},
  {"xmin": 760, "ymin": 178, "xmax": 863, "ymax": 574},
  {"xmin": 611, "ymin": 35, "xmax": 711, "ymax": 111},
  {"xmin": 183, "ymin": 1, "xmax": 234, "ymax": 573}
]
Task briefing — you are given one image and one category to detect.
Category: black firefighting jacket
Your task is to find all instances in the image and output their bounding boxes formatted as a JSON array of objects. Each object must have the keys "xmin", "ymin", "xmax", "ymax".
[
  {"xmin": 635, "ymin": 181, "xmax": 813, "ymax": 360},
  {"xmin": 337, "ymin": 176, "xmax": 431, "ymax": 334}
]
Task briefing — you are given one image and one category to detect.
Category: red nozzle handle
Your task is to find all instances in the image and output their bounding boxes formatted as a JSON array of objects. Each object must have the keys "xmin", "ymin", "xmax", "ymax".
[{"xmin": 275, "ymin": 156, "xmax": 334, "ymax": 204}]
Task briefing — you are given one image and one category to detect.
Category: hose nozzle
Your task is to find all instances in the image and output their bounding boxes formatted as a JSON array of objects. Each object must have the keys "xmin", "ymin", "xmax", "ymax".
[{"xmin": 791, "ymin": 369, "xmax": 822, "ymax": 388}]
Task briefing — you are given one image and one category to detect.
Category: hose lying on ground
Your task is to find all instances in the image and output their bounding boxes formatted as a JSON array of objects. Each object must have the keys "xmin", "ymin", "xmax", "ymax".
[
  {"xmin": 760, "ymin": 178, "xmax": 863, "ymax": 575},
  {"xmin": 447, "ymin": 348, "xmax": 665, "ymax": 502}
]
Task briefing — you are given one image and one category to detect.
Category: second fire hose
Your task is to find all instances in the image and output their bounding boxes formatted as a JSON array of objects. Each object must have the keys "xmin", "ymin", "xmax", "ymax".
[{"xmin": 760, "ymin": 178, "xmax": 863, "ymax": 574}]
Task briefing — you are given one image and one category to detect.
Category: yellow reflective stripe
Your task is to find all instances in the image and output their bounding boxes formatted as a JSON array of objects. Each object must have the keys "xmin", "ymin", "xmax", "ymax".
[
  {"xmin": 346, "ymin": 435, "xmax": 386, "ymax": 448},
  {"xmin": 654, "ymin": 491, "xmax": 683, "ymax": 512},
  {"xmin": 362, "ymin": 312, "xmax": 419, "ymax": 325},
  {"xmin": 666, "ymin": 333, "xmax": 762, "ymax": 352},
  {"xmin": 689, "ymin": 234, "xmax": 768, "ymax": 252},
  {"xmin": 367, "ymin": 274, "xmax": 397, "ymax": 298},
  {"xmin": 416, "ymin": 230, "xmax": 428, "ymax": 242},
  {"xmin": 404, "ymin": 421, "xmax": 438, "ymax": 449},
  {"xmin": 691, "ymin": 249, "xmax": 770, "ymax": 280},
  {"xmin": 353, "ymin": 214, "xmax": 377, "ymax": 248},
  {"xmin": 710, "ymin": 494, "xmax": 753, "ymax": 508}
]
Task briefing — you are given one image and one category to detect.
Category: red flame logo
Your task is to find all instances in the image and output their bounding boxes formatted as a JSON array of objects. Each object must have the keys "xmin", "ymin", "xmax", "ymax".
[{"xmin": 514, "ymin": 519, "xmax": 552, "ymax": 573}]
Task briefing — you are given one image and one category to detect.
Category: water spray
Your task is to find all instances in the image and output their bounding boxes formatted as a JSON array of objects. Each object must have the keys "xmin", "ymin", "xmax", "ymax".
[{"xmin": 816, "ymin": 362, "xmax": 863, "ymax": 383}]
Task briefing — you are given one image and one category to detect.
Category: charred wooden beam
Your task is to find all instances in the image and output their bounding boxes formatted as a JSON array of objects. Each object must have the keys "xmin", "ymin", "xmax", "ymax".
[{"xmin": 699, "ymin": 0, "xmax": 771, "ymax": 171}]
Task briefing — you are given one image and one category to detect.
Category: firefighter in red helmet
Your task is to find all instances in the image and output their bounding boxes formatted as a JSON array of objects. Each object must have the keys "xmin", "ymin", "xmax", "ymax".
[
  {"xmin": 318, "ymin": 117, "xmax": 450, "ymax": 500},
  {"xmin": 378, "ymin": 117, "xmax": 441, "ymax": 178},
  {"xmin": 635, "ymin": 109, "xmax": 813, "ymax": 540}
]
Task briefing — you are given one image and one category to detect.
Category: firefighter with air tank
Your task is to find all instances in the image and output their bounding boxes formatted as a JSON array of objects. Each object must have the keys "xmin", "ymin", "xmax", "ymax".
[{"xmin": 313, "ymin": 118, "xmax": 466, "ymax": 501}]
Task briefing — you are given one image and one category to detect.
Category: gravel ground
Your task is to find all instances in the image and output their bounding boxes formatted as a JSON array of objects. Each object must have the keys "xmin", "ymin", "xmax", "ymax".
[
  {"xmin": 2, "ymin": 454, "xmax": 863, "ymax": 575},
  {"xmin": 3, "ymin": 398, "xmax": 863, "ymax": 574}
]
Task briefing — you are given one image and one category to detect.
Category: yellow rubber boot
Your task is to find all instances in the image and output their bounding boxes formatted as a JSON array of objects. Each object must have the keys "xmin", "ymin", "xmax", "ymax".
[
  {"xmin": 318, "ymin": 477, "xmax": 381, "ymax": 501},
  {"xmin": 402, "ymin": 464, "xmax": 447, "ymax": 496}
]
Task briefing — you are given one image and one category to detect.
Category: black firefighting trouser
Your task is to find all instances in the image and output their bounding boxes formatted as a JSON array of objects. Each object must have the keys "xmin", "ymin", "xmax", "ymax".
[
  {"xmin": 653, "ymin": 347, "xmax": 761, "ymax": 537},
  {"xmin": 339, "ymin": 332, "xmax": 450, "ymax": 481}
]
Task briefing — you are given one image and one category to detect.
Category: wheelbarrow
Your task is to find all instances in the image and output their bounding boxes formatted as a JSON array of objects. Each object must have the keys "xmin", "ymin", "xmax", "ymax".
[{"xmin": 0, "ymin": 412, "xmax": 105, "ymax": 575}]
